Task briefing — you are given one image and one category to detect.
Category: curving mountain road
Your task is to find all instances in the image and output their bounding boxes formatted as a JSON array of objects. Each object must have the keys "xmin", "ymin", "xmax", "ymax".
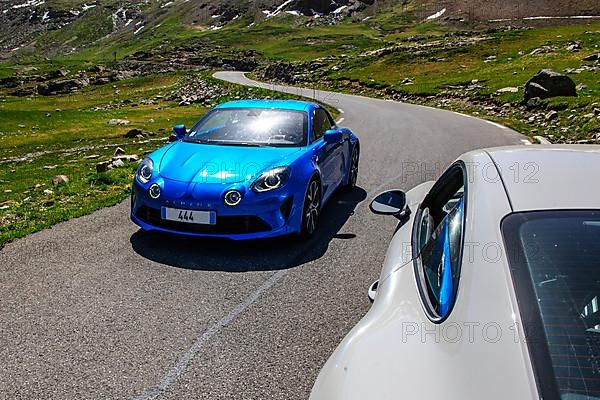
[{"xmin": 0, "ymin": 73, "xmax": 524, "ymax": 400}]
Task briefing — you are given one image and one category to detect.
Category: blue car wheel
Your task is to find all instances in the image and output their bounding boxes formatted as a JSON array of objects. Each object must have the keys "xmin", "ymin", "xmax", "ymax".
[
  {"xmin": 300, "ymin": 177, "xmax": 321, "ymax": 239},
  {"xmin": 345, "ymin": 145, "xmax": 360, "ymax": 190}
]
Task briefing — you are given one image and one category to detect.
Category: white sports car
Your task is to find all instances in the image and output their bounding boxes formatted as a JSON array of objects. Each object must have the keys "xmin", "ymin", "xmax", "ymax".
[{"xmin": 310, "ymin": 145, "xmax": 600, "ymax": 400}]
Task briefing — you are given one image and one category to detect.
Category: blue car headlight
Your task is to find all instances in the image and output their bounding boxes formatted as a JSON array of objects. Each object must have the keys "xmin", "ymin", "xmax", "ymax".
[
  {"xmin": 251, "ymin": 166, "xmax": 291, "ymax": 193},
  {"xmin": 136, "ymin": 158, "xmax": 154, "ymax": 184}
]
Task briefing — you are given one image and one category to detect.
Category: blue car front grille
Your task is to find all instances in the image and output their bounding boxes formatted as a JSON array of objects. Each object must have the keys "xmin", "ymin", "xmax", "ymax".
[{"xmin": 136, "ymin": 206, "xmax": 271, "ymax": 235}]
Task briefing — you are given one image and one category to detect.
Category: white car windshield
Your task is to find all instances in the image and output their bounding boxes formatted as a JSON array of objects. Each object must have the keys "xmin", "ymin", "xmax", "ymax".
[
  {"xmin": 185, "ymin": 108, "xmax": 308, "ymax": 147},
  {"xmin": 503, "ymin": 210, "xmax": 600, "ymax": 400}
]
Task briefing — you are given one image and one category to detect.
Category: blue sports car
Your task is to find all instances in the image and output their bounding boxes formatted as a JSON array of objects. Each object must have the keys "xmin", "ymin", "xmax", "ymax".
[{"xmin": 130, "ymin": 100, "xmax": 360, "ymax": 240}]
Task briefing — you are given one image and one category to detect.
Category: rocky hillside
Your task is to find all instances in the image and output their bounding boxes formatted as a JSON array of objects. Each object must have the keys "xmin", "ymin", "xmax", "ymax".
[
  {"xmin": 1, "ymin": 0, "xmax": 598, "ymax": 58},
  {"xmin": 417, "ymin": 0, "xmax": 600, "ymax": 24},
  {"xmin": 0, "ymin": 0, "xmax": 376, "ymax": 56}
]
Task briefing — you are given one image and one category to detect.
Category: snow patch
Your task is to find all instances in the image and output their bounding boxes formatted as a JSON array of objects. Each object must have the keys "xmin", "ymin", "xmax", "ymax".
[
  {"xmin": 125, "ymin": 19, "xmax": 133, "ymax": 26},
  {"xmin": 134, "ymin": 25, "xmax": 144, "ymax": 35},
  {"xmin": 82, "ymin": 4, "xmax": 96, "ymax": 11},
  {"xmin": 490, "ymin": 15, "xmax": 600, "ymax": 22},
  {"xmin": 264, "ymin": 0, "xmax": 294, "ymax": 18},
  {"xmin": 524, "ymin": 15, "xmax": 600, "ymax": 20},
  {"xmin": 333, "ymin": 5, "xmax": 348, "ymax": 14},
  {"xmin": 286, "ymin": 10, "xmax": 300, "ymax": 16},
  {"xmin": 41, "ymin": 10, "xmax": 49, "ymax": 22},
  {"xmin": 161, "ymin": 1, "xmax": 174, "ymax": 8},
  {"xmin": 11, "ymin": 0, "xmax": 44, "ymax": 9},
  {"xmin": 211, "ymin": 14, "xmax": 221, "ymax": 19},
  {"xmin": 426, "ymin": 8, "xmax": 446, "ymax": 20}
]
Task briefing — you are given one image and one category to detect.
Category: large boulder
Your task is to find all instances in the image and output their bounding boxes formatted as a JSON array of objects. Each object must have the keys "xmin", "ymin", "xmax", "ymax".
[
  {"xmin": 0, "ymin": 76, "xmax": 21, "ymax": 88},
  {"xmin": 524, "ymin": 69, "xmax": 576, "ymax": 101},
  {"xmin": 37, "ymin": 78, "xmax": 89, "ymax": 96}
]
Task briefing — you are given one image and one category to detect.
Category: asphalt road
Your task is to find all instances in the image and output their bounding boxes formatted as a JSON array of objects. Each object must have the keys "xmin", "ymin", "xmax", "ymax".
[{"xmin": 0, "ymin": 72, "xmax": 524, "ymax": 400}]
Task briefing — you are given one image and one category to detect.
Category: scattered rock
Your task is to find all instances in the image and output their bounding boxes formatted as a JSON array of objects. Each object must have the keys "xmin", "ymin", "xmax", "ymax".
[
  {"xmin": 43, "ymin": 165, "xmax": 58, "ymax": 170},
  {"xmin": 566, "ymin": 42, "xmax": 582, "ymax": 52},
  {"xmin": 526, "ymin": 97, "xmax": 543, "ymax": 109},
  {"xmin": 529, "ymin": 46, "xmax": 558, "ymax": 56},
  {"xmin": 52, "ymin": 175, "xmax": 69, "ymax": 186},
  {"xmin": 545, "ymin": 110, "xmax": 558, "ymax": 121},
  {"xmin": 576, "ymin": 83, "xmax": 589, "ymax": 91},
  {"xmin": 108, "ymin": 119, "xmax": 130, "ymax": 126},
  {"xmin": 111, "ymin": 159, "xmax": 125, "ymax": 169},
  {"xmin": 124, "ymin": 128, "xmax": 145, "ymax": 138},
  {"xmin": 583, "ymin": 53, "xmax": 600, "ymax": 62},
  {"xmin": 96, "ymin": 154, "xmax": 139, "ymax": 172},
  {"xmin": 0, "ymin": 76, "xmax": 21, "ymax": 88},
  {"xmin": 496, "ymin": 86, "xmax": 519, "ymax": 93},
  {"xmin": 524, "ymin": 69, "xmax": 576, "ymax": 101},
  {"xmin": 43, "ymin": 189, "xmax": 54, "ymax": 196},
  {"xmin": 96, "ymin": 161, "xmax": 112, "ymax": 173},
  {"xmin": 18, "ymin": 124, "xmax": 25, "ymax": 128},
  {"xmin": 10, "ymin": 86, "xmax": 37, "ymax": 97},
  {"xmin": 114, "ymin": 147, "xmax": 126, "ymax": 156},
  {"xmin": 84, "ymin": 154, "xmax": 101, "ymax": 159},
  {"xmin": 112, "ymin": 155, "xmax": 139, "ymax": 163},
  {"xmin": 0, "ymin": 205, "xmax": 9, "ymax": 211},
  {"xmin": 44, "ymin": 70, "xmax": 69, "ymax": 80},
  {"xmin": 37, "ymin": 78, "xmax": 89, "ymax": 96}
]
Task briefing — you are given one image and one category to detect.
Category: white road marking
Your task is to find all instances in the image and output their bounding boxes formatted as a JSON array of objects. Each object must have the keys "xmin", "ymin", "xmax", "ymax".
[
  {"xmin": 484, "ymin": 120, "xmax": 509, "ymax": 130},
  {"xmin": 337, "ymin": 117, "xmax": 345, "ymax": 124},
  {"xmin": 134, "ymin": 269, "xmax": 289, "ymax": 400},
  {"xmin": 134, "ymin": 176, "xmax": 392, "ymax": 399},
  {"xmin": 452, "ymin": 111, "xmax": 508, "ymax": 130},
  {"xmin": 533, "ymin": 136, "xmax": 552, "ymax": 145}
]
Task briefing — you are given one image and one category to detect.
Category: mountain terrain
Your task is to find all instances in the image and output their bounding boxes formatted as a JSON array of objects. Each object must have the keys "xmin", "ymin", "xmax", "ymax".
[
  {"xmin": 0, "ymin": 0, "xmax": 599, "ymax": 247},
  {"xmin": 1, "ymin": 0, "xmax": 599, "ymax": 56}
]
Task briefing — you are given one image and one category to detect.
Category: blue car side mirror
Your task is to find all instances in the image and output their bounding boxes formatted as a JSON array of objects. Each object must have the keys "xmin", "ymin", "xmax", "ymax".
[
  {"xmin": 173, "ymin": 124, "xmax": 187, "ymax": 139},
  {"xmin": 323, "ymin": 129, "xmax": 342, "ymax": 143}
]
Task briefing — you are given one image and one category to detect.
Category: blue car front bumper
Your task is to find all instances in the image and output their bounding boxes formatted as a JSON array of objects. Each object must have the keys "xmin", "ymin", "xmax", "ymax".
[{"xmin": 130, "ymin": 177, "xmax": 304, "ymax": 240}]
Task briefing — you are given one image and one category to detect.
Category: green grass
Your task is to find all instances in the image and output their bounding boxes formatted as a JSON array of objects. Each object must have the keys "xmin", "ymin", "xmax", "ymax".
[{"xmin": 300, "ymin": 23, "xmax": 600, "ymax": 140}]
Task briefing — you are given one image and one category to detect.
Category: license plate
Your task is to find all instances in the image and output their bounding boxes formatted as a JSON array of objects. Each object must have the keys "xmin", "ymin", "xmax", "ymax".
[{"xmin": 161, "ymin": 207, "xmax": 216, "ymax": 225}]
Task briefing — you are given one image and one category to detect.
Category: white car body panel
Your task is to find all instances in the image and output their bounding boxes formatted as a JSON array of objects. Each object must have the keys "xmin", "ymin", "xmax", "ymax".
[
  {"xmin": 376, "ymin": 180, "xmax": 435, "ymax": 286},
  {"xmin": 487, "ymin": 145, "xmax": 600, "ymax": 211},
  {"xmin": 310, "ymin": 145, "xmax": 600, "ymax": 400}
]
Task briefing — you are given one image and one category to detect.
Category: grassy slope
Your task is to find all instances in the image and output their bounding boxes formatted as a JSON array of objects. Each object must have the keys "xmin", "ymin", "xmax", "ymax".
[{"xmin": 207, "ymin": 16, "xmax": 600, "ymax": 140}]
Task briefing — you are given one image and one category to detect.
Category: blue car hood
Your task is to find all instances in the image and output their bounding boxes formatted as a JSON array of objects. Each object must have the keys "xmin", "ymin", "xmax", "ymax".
[{"xmin": 158, "ymin": 141, "xmax": 302, "ymax": 184}]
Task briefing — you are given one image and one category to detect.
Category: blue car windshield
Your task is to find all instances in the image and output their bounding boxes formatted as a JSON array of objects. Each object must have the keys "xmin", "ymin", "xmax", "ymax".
[{"xmin": 185, "ymin": 108, "xmax": 308, "ymax": 147}]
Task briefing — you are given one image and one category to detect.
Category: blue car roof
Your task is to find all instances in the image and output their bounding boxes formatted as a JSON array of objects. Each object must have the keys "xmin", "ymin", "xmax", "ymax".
[{"xmin": 216, "ymin": 99, "xmax": 315, "ymax": 112}]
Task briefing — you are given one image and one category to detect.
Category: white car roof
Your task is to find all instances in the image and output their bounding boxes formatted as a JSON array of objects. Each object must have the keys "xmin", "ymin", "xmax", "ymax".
[{"xmin": 483, "ymin": 145, "xmax": 600, "ymax": 212}]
